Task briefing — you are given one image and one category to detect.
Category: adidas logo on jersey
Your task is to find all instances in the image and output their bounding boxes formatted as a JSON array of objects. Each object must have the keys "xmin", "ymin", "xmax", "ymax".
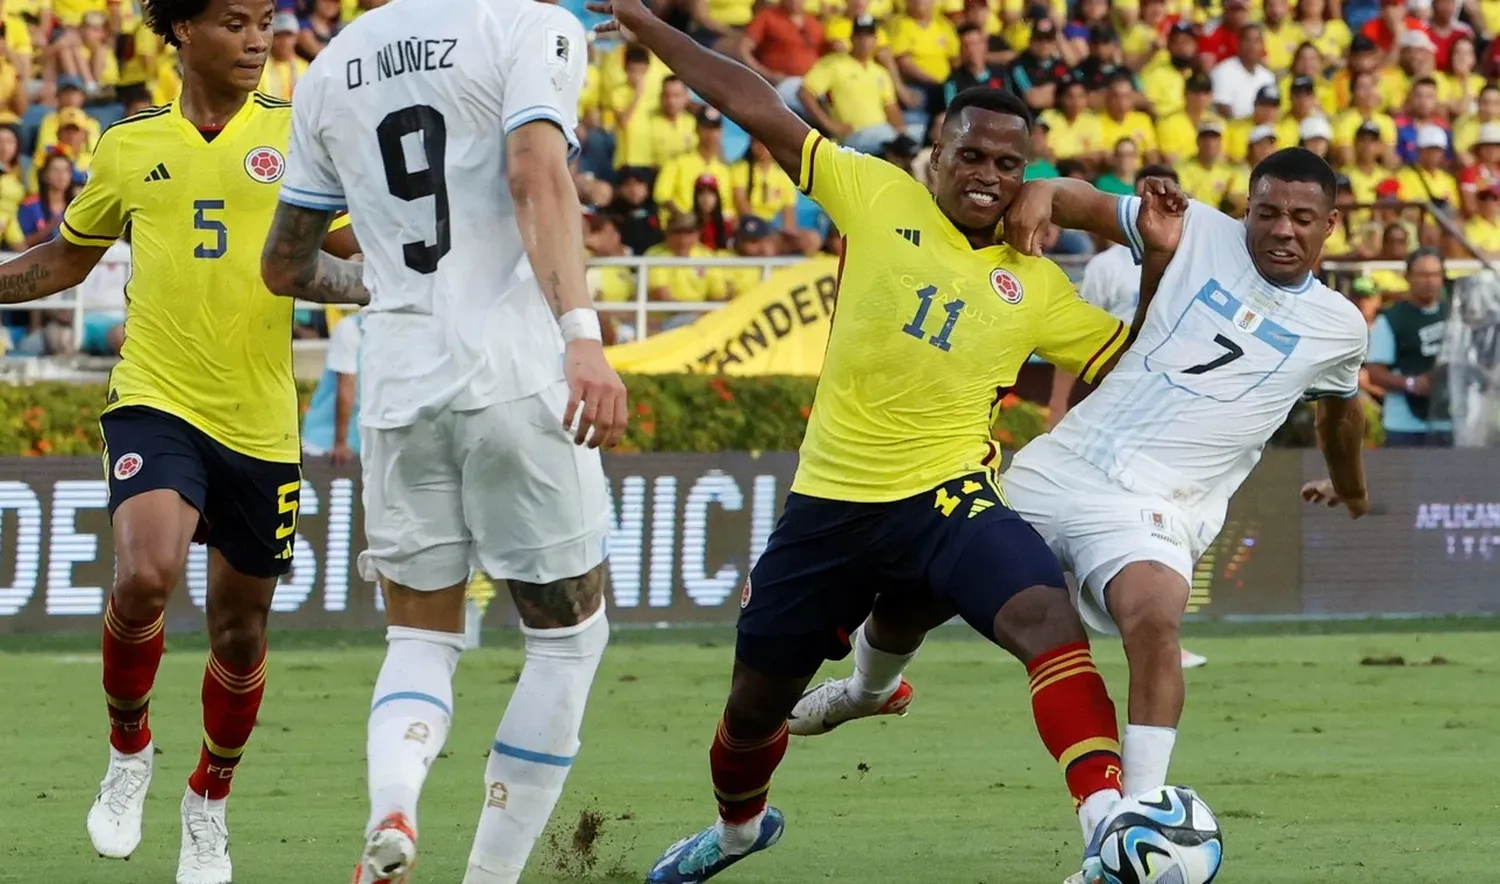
[
  {"xmin": 143, "ymin": 163, "xmax": 171, "ymax": 182},
  {"xmin": 896, "ymin": 228, "xmax": 921, "ymax": 246}
]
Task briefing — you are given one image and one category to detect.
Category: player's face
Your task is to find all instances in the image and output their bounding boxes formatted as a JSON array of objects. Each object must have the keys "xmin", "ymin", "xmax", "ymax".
[
  {"xmin": 1244, "ymin": 177, "xmax": 1335, "ymax": 285},
  {"xmin": 930, "ymin": 106, "xmax": 1029, "ymax": 234},
  {"xmin": 177, "ymin": 0, "xmax": 274, "ymax": 92}
]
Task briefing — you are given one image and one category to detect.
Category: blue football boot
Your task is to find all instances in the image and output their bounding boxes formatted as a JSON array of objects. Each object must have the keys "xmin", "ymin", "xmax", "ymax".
[{"xmin": 645, "ymin": 807, "xmax": 785, "ymax": 883}]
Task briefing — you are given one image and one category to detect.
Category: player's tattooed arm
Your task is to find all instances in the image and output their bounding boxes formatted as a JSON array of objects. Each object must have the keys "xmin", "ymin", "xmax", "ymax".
[
  {"xmin": 261, "ymin": 202, "xmax": 369, "ymax": 305},
  {"xmin": 0, "ymin": 238, "xmax": 108, "ymax": 304},
  {"xmin": 507, "ymin": 565, "xmax": 606, "ymax": 630}
]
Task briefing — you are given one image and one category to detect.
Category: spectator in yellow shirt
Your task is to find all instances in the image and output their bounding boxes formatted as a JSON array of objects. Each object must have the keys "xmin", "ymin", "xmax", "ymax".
[
  {"xmin": 732, "ymin": 140, "xmax": 799, "ymax": 230},
  {"xmin": 1099, "ymin": 71, "xmax": 1160, "ymax": 161},
  {"xmin": 1155, "ymin": 73, "xmax": 1223, "ymax": 164},
  {"xmin": 1332, "ymin": 70, "xmax": 1397, "ymax": 167},
  {"xmin": 1298, "ymin": 114, "xmax": 1333, "ymax": 160},
  {"xmin": 1291, "ymin": 0, "xmax": 1352, "ymax": 66},
  {"xmin": 646, "ymin": 211, "xmax": 729, "ymax": 331},
  {"xmin": 1177, "ymin": 120, "xmax": 1239, "ymax": 208},
  {"xmin": 1453, "ymin": 84, "xmax": 1500, "ymax": 164},
  {"xmin": 1463, "ymin": 186, "xmax": 1500, "ymax": 256},
  {"xmin": 654, "ymin": 107, "xmax": 736, "ymax": 219},
  {"xmin": 1396, "ymin": 124, "xmax": 1460, "ymax": 209},
  {"xmin": 583, "ymin": 213, "xmax": 641, "ymax": 343},
  {"xmin": 648, "ymin": 77, "xmax": 700, "ymax": 169},
  {"xmin": 889, "ymin": 0, "xmax": 960, "ymax": 106},
  {"xmin": 799, "ymin": 17, "xmax": 912, "ymax": 155},
  {"xmin": 825, "ymin": 0, "xmax": 891, "ymax": 52},
  {"xmin": 32, "ymin": 79, "xmax": 99, "ymax": 170},
  {"xmin": 722, "ymin": 215, "xmax": 781, "ymax": 298},
  {"xmin": 1224, "ymin": 85, "xmax": 1298, "ymax": 161},
  {"xmin": 258, "ymin": 13, "xmax": 308, "ymax": 100},
  {"xmin": 1039, "ymin": 77, "xmax": 1104, "ymax": 164},
  {"xmin": 1226, "ymin": 125, "xmax": 1280, "ymax": 213}
]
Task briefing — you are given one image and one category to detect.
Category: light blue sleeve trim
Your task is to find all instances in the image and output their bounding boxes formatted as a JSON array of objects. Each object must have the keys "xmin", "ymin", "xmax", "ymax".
[
  {"xmin": 1302, "ymin": 387, "xmax": 1360, "ymax": 401},
  {"xmin": 504, "ymin": 107, "xmax": 581, "ymax": 158},
  {"xmin": 278, "ymin": 190, "xmax": 348, "ymax": 212},
  {"xmin": 1366, "ymin": 315, "xmax": 1396, "ymax": 365},
  {"xmin": 1115, "ymin": 195, "xmax": 1145, "ymax": 264},
  {"xmin": 282, "ymin": 183, "xmax": 345, "ymax": 201}
]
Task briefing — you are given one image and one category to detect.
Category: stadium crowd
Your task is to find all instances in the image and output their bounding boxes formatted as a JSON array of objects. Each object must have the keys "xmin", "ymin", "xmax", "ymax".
[{"xmin": 0, "ymin": 0, "xmax": 1467, "ymax": 441}]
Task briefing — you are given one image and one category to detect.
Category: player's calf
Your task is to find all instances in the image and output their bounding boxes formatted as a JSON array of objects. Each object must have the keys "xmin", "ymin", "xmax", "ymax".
[
  {"xmin": 1104, "ymin": 561, "xmax": 1191, "ymax": 797},
  {"xmin": 463, "ymin": 567, "xmax": 610, "ymax": 884}
]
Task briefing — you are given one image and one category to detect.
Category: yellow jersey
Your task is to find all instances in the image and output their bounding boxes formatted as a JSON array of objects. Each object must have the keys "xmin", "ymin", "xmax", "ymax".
[
  {"xmin": 801, "ymin": 53, "xmax": 897, "ymax": 132},
  {"xmin": 258, "ymin": 57, "xmax": 309, "ymax": 101},
  {"xmin": 1332, "ymin": 110, "xmax": 1396, "ymax": 150},
  {"xmin": 1464, "ymin": 215, "xmax": 1500, "ymax": 255},
  {"xmin": 1040, "ymin": 109, "xmax": 1105, "ymax": 160},
  {"xmin": 887, "ymin": 15, "xmax": 959, "ymax": 83},
  {"xmin": 648, "ymin": 112, "xmax": 698, "ymax": 168},
  {"xmin": 653, "ymin": 151, "xmax": 736, "ymax": 217},
  {"xmin": 61, "ymin": 95, "xmax": 315, "ymax": 463},
  {"xmin": 1177, "ymin": 158, "xmax": 1239, "ymax": 208},
  {"xmin": 1222, "ymin": 116, "xmax": 1299, "ymax": 161},
  {"xmin": 644, "ymin": 243, "xmax": 729, "ymax": 301},
  {"xmin": 1099, "ymin": 110, "xmax": 1158, "ymax": 155},
  {"xmin": 791, "ymin": 132, "xmax": 1128, "ymax": 502},
  {"xmin": 1155, "ymin": 111, "xmax": 1225, "ymax": 163},
  {"xmin": 1396, "ymin": 166, "xmax": 1459, "ymax": 205},
  {"xmin": 731, "ymin": 158, "xmax": 798, "ymax": 222}
]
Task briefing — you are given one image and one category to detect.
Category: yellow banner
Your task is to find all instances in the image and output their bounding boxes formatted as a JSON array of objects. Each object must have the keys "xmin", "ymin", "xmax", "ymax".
[{"xmin": 605, "ymin": 258, "xmax": 839, "ymax": 375}]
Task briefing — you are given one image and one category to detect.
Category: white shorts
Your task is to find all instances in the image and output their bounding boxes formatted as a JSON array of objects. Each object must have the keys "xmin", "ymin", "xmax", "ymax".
[
  {"xmin": 1001, "ymin": 435, "xmax": 1211, "ymax": 635},
  {"xmin": 358, "ymin": 381, "xmax": 609, "ymax": 591}
]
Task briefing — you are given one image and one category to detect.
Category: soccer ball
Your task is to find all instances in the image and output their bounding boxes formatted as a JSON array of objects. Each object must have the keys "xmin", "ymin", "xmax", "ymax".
[{"xmin": 1096, "ymin": 786, "xmax": 1223, "ymax": 884}]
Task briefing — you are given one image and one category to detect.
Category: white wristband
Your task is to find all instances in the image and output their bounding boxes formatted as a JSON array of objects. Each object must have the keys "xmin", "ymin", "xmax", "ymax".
[{"xmin": 559, "ymin": 308, "xmax": 602, "ymax": 343}]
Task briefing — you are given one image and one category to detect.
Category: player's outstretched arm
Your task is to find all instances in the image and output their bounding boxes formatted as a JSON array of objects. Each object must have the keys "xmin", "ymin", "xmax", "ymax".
[
  {"xmin": 0, "ymin": 237, "xmax": 109, "ymax": 305},
  {"xmin": 589, "ymin": 0, "xmax": 811, "ymax": 179},
  {"xmin": 260, "ymin": 203, "xmax": 369, "ymax": 305},
  {"xmin": 507, "ymin": 121, "xmax": 628, "ymax": 450},
  {"xmin": 1003, "ymin": 176, "xmax": 1186, "ymax": 257},
  {"xmin": 1302, "ymin": 396, "xmax": 1370, "ymax": 518}
]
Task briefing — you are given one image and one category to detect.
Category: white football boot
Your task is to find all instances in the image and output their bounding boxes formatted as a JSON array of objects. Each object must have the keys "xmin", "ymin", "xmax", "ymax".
[
  {"xmin": 177, "ymin": 788, "xmax": 232, "ymax": 884},
  {"xmin": 788, "ymin": 677, "xmax": 914, "ymax": 736},
  {"xmin": 1181, "ymin": 648, "xmax": 1208, "ymax": 669},
  {"xmin": 86, "ymin": 742, "xmax": 154, "ymax": 859},
  {"xmin": 358, "ymin": 811, "xmax": 417, "ymax": 883}
]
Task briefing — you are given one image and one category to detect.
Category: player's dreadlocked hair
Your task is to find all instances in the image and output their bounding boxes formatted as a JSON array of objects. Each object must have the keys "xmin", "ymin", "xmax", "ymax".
[
  {"xmin": 1249, "ymin": 147, "xmax": 1338, "ymax": 207},
  {"xmin": 143, "ymin": 0, "xmax": 213, "ymax": 47},
  {"xmin": 944, "ymin": 87, "xmax": 1033, "ymax": 133}
]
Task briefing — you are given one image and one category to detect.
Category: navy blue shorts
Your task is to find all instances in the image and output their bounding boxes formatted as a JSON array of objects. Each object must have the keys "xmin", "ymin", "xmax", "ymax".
[
  {"xmin": 101, "ymin": 406, "xmax": 302, "ymax": 579},
  {"xmin": 736, "ymin": 471, "xmax": 1066, "ymax": 677}
]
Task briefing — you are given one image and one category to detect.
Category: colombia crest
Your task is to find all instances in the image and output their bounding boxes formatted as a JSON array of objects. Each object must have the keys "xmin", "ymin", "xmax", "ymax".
[
  {"xmin": 990, "ymin": 268, "xmax": 1023, "ymax": 304},
  {"xmin": 244, "ymin": 146, "xmax": 285, "ymax": 183}
]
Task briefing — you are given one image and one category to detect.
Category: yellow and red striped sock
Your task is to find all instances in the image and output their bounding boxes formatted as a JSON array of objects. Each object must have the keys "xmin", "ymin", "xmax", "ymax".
[
  {"xmin": 188, "ymin": 649, "xmax": 267, "ymax": 800},
  {"xmin": 1026, "ymin": 641, "xmax": 1123, "ymax": 806},
  {"xmin": 101, "ymin": 597, "xmax": 165, "ymax": 755},
  {"xmin": 709, "ymin": 717, "xmax": 789, "ymax": 824}
]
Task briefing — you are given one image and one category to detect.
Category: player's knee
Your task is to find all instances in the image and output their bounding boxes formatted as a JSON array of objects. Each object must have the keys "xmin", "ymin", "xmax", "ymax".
[
  {"xmin": 508, "ymin": 563, "xmax": 606, "ymax": 630},
  {"xmin": 111, "ymin": 560, "xmax": 179, "ymax": 617},
  {"xmin": 206, "ymin": 604, "xmax": 270, "ymax": 666},
  {"xmin": 1115, "ymin": 601, "xmax": 1182, "ymax": 657},
  {"xmin": 992, "ymin": 584, "xmax": 1088, "ymax": 662},
  {"xmin": 1107, "ymin": 564, "xmax": 1187, "ymax": 654}
]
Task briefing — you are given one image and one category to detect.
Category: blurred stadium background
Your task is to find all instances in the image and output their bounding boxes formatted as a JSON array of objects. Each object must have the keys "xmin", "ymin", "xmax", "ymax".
[{"xmin": 1, "ymin": 0, "xmax": 1499, "ymax": 880}]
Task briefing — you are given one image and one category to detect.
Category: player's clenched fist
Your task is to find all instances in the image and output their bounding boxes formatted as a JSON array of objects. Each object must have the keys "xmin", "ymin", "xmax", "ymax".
[
  {"xmin": 999, "ymin": 179, "xmax": 1055, "ymax": 256},
  {"xmin": 1135, "ymin": 178, "xmax": 1187, "ymax": 253},
  {"xmin": 564, "ymin": 339, "xmax": 629, "ymax": 449},
  {"xmin": 1300, "ymin": 478, "xmax": 1371, "ymax": 519}
]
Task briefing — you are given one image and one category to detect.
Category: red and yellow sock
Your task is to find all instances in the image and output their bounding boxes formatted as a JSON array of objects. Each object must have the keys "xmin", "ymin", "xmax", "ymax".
[
  {"xmin": 188, "ymin": 649, "xmax": 267, "ymax": 800},
  {"xmin": 101, "ymin": 597, "xmax": 165, "ymax": 755},
  {"xmin": 1026, "ymin": 642, "xmax": 1123, "ymax": 806},
  {"xmin": 709, "ymin": 717, "xmax": 789, "ymax": 824}
]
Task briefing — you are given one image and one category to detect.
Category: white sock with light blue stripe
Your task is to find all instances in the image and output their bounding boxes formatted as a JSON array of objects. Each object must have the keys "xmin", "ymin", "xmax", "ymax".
[
  {"xmin": 463, "ymin": 605, "xmax": 609, "ymax": 884},
  {"xmin": 366, "ymin": 625, "xmax": 463, "ymax": 838}
]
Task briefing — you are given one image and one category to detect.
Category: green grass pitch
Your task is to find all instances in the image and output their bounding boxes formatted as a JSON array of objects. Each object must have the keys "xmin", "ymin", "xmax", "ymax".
[{"xmin": 3, "ymin": 625, "xmax": 1497, "ymax": 883}]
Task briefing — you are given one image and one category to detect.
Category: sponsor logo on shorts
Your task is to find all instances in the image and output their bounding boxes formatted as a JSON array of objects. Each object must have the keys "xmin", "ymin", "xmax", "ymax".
[
  {"xmin": 113, "ymin": 452, "xmax": 143, "ymax": 481},
  {"xmin": 990, "ymin": 268, "xmax": 1024, "ymax": 304},
  {"xmin": 740, "ymin": 575, "xmax": 753, "ymax": 609},
  {"xmin": 244, "ymin": 146, "xmax": 285, "ymax": 183},
  {"xmin": 1143, "ymin": 509, "xmax": 1167, "ymax": 531}
]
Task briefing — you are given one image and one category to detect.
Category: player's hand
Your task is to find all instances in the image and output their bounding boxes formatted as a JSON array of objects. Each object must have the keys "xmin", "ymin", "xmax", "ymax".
[
  {"xmin": 563, "ymin": 339, "xmax": 629, "ymax": 449},
  {"xmin": 1001, "ymin": 179, "xmax": 1057, "ymax": 257},
  {"xmin": 329, "ymin": 443, "xmax": 356, "ymax": 467},
  {"xmin": 587, "ymin": 0, "xmax": 651, "ymax": 41},
  {"xmin": 1136, "ymin": 178, "xmax": 1187, "ymax": 253},
  {"xmin": 1301, "ymin": 479, "xmax": 1370, "ymax": 519}
]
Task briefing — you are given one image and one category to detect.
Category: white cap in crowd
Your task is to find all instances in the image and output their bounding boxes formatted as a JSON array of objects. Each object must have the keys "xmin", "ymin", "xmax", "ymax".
[
  {"xmin": 1415, "ymin": 124, "xmax": 1448, "ymax": 151},
  {"xmin": 1299, "ymin": 116, "xmax": 1333, "ymax": 143}
]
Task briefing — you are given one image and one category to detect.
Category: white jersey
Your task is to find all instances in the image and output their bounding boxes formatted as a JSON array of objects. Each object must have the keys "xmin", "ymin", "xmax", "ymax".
[
  {"xmin": 280, "ymin": 0, "xmax": 589, "ymax": 429},
  {"xmin": 1050, "ymin": 198, "xmax": 1368, "ymax": 530},
  {"xmin": 1078, "ymin": 243, "xmax": 1139, "ymax": 324}
]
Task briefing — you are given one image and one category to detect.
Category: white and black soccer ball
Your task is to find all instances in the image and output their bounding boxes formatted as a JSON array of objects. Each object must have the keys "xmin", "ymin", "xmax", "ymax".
[{"xmin": 1097, "ymin": 786, "xmax": 1223, "ymax": 884}]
